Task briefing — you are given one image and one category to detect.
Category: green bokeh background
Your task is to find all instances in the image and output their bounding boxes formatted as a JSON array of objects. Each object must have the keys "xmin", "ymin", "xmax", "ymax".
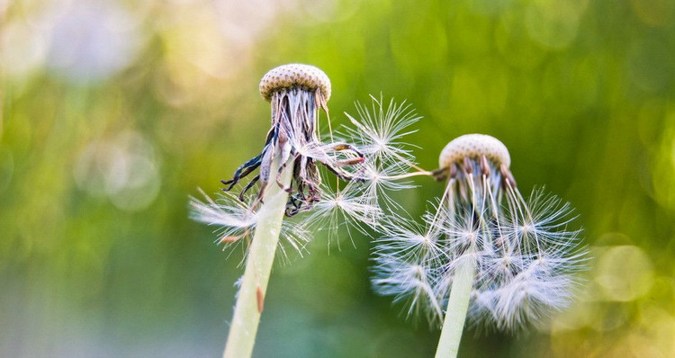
[{"xmin": 2, "ymin": 0, "xmax": 674, "ymax": 357}]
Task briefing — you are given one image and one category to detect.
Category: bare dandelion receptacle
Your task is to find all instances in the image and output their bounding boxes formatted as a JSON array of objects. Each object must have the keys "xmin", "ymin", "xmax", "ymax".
[
  {"xmin": 259, "ymin": 63, "xmax": 331, "ymax": 103},
  {"xmin": 222, "ymin": 64, "xmax": 363, "ymax": 217},
  {"xmin": 439, "ymin": 133, "xmax": 511, "ymax": 169}
]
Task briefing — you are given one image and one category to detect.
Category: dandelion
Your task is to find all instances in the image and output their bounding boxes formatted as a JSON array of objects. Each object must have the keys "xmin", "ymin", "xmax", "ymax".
[
  {"xmin": 191, "ymin": 64, "xmax": 365, "ymax": 358},
  {"xmin": 190, "ymin": 64, "xmax": 426, "ymax": 358},
  {"xmin": 371, "ymin": 134, "xmax": 587, "ymax": 358}
]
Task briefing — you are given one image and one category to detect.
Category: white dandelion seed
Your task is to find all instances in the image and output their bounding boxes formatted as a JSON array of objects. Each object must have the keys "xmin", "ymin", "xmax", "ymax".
[
  {"xmin": 373, "ymin": 212, "xmax": 447, "ymax": 269},
  {"xmin": 189, "ymin": 190, "xmax": 257, "ymax": 261},
  {"xmin": 350, "ymin": 160, "xmax": 417, "ymax": 212},
  {"xmin": 190, "ymin": 190, "xmax": 257, "ymax": 239},
  {"xmin": 336, "ymin": 95, "xmax": 432, "ymax": 213},
  {"xmin": 342, "ymin": 95, "xmax": 420, "ymax": 168},
  {"xmin": 371, "ymin": 255, "xmax": 444, "ymax": 325},
  {"xmin": 304, "ymin": 183, "xmax": 382, "ymax": 250},
  {"xmin": 189, "ymin": 191, "xmax": 312, "ymax": 264}
]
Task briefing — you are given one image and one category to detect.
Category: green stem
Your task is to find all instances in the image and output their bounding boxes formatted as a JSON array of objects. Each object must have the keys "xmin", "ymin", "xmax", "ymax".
[
  {"xmin": 434, "ymin": 256, "xmax": 476, "ymax": 358},
  {"xmin": 223, "ymin": 156, "xmax": 292, "ymax": 358}
]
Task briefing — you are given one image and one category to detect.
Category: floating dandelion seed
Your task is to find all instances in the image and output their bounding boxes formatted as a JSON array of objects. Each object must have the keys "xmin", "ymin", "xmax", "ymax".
[
  {"xmin": 304, "ymin": 184, "xmax": 381, "ymax": 250},
  {"xmin": 340, "ymin": 95, "xmax": 428, "ymax": 212},
  {"xmin": 371, "ymin": 133, "xmax": 587, "ymax": 357},
  {"xmin": 343, "ymin": 96, "xmax": 420, "ymax": 168}
]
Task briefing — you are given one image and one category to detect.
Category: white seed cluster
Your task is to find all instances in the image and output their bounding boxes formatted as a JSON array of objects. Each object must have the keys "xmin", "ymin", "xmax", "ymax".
[
  {"xmin": 438, "ymin": 134, "xmax": 511, "ymax": 169},
  {"xmin": 259, "ymin": 64, "xmax": 331, "ymax": 101},
  {"xmin": 372, "ymin": 133, "xmax": 586, "ymax": 332}
]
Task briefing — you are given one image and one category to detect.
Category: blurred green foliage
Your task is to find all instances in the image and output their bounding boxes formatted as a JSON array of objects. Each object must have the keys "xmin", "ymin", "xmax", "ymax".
[{"xmin": 1, "ymin": 0, "xmax": 674, "ymax": 357}]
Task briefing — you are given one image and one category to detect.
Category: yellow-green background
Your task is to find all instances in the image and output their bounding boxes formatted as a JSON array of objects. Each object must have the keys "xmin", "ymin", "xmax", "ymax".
[{"xmin": 1, "ymin": 0, "xmax": 674, "ymax": 357}]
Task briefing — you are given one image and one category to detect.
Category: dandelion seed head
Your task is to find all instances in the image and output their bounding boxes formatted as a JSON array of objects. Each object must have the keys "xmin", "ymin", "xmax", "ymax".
[
  {"xmin": 372, "ymin": 133, "xmax": 588, "ymax": 332},
  {"xmin": 438, "ymin": 133, "xmax": 511, "ymax": 169},
  {"xmin": 259, "ymin": 63, "xmax": 331, "ymax": 102}
]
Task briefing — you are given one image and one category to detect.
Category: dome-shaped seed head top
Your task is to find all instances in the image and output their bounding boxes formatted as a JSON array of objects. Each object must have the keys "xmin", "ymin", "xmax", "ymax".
[
  {"xmin": 438, "ymin": 134, "xmax": 511, "ymax": 169},
  {"xmin": 259, "ymin": 64, "xmax": 331, "ymax": 102}
]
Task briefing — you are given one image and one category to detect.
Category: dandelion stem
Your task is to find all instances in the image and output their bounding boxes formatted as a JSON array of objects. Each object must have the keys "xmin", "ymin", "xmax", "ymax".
[
  {"xmin": 435, "ymin": 255, "xmax": 476, "ymax": 358},
  {"xmin": 223, "ymin": 154, "xmax": 293, "ymax": 358}
]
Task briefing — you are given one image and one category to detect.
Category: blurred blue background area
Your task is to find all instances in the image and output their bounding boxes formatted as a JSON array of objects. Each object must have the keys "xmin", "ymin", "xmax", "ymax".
[{"xmin": 1, "ymin": 0, "xmax": 674, "ymax": 356}]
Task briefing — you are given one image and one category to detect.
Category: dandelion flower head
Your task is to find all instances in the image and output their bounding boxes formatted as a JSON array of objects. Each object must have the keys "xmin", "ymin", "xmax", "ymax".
[{"xmin": 372, "ymin": 133, "xmax": 587, "ymax": 331}]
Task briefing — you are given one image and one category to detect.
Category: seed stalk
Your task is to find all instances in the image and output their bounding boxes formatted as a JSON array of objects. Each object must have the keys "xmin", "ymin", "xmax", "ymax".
[
  {"xmin": 223, "ymin": 154, "xmax": 292, "ymax": 358},
  {"xmin": 435, "ymin": 254, "xmax": 476, "ymax": 358}
]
